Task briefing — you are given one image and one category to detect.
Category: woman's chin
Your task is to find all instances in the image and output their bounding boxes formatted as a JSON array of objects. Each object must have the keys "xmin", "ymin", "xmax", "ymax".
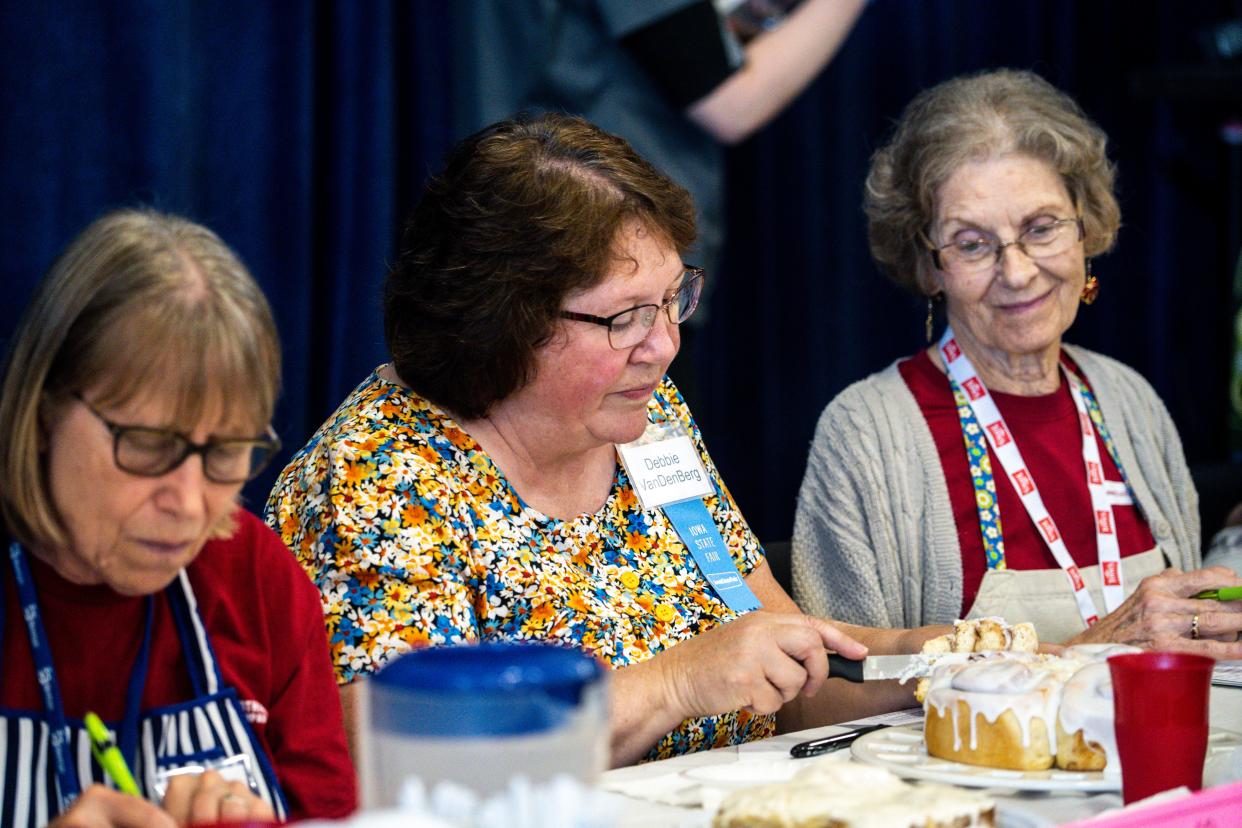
[
  {"xmin": 973, "ymin": 316, "xmax": 1067, "ymax": 360},
  {"xmin": 102, "ymin": 564, "xmax": 185, "ymax": 597},
  {"xmin": 599, "ymin": 409, "xmax": 654, "ymax": 446}
]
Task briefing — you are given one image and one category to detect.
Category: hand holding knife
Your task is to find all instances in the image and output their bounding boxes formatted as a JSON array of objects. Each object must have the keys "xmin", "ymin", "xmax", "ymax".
[{"xmin": 786, "ymin": 653, "xmax": 948, "ymax": 759}]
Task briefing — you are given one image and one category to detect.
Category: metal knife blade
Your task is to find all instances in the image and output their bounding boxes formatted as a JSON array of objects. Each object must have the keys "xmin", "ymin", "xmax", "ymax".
[
  {"xmin": 827, "ymin": 652, "xmax": 978, "ymax": 683},
  {"xmin": 860, "ymin": 653, "xmax": 966, "ymax": 681}
]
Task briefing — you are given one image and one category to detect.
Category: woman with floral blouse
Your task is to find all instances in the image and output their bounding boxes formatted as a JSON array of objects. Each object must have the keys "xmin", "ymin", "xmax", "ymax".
[{"xmin": 267, "ymin": 113, "xmax": 935, "ymax": 766}]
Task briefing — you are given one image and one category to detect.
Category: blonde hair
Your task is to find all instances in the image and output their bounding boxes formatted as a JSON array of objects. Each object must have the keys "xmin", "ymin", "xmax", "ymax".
[
  {"xmin": 0, "ymin": 208, "xmax": 281, "ymax": 551},
  {"xmin": 864, "ymin": 68, "xmax": 1121, "ymax": 293}
]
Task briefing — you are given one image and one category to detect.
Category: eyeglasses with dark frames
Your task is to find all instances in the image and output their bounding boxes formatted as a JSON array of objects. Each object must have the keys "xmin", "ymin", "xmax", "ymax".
[
  {"xmin": 73, "ymin": 392, "xmax": 281, "ymax": 484},
  {"xmin": 921, "ymin": 217, "xmax": 1084, "ymax": 275},
  {"xmin": 559, "ymin": 266, "xmax": 705, "ymax": 350}
]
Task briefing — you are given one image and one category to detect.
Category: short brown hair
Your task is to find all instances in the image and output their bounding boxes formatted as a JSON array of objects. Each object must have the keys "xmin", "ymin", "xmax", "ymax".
[
  {"xmin": 864, "ymin": 69, "xmax": 1121, "ymax": 293},
  {"xmin": 0, "ymin": 208, "xmax": 281, "ymax": 551},
  {"xmin": 384, "ymin": 112, "xmax": 696, "ymax": 419}
]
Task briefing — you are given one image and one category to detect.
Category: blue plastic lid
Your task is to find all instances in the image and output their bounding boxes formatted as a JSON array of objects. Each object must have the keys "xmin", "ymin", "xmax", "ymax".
[{"xmin": 370, "ymin": 642, "xmax": 604, "ymax": 737}]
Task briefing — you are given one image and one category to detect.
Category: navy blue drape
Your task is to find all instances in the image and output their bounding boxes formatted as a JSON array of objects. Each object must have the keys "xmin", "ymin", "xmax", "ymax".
[
  {"xmin": 2, "ymin": 1, "xmax": 1238, "ymax": 540},
  {"xmin": 0, "ymin": 1, "xmax": 455, "ymax": 507}
]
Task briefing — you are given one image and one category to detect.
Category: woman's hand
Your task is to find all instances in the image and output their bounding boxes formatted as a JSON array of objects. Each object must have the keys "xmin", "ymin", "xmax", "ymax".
[
  {"xmin": 49, "ymin": 785, "xmax": 176, "ymax": 828},
  {"xmin": 1069, "ymin": 567, "xmax": 1242, "ymax": 657},
  {"xmin": 609, "ymin": 609, "xmax": 868, "ymax": 765},
  {"xmin": 656, "ymin": 610, "xmax": 868, "ymax": 718},
  {"xmin": 161, "ymin": 769, "xmax": 275, "ymax": 826}
]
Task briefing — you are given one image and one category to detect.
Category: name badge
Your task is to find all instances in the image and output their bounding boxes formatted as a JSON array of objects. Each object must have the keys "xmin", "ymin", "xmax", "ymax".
[
  {"xmin": 153, "ymin": 754, "xmax": 259, "ymax": 801},
  {"xmin": 617, "ymin": 425, "xmax": 713, "ymax": 512},
  {"xmin": 617, "ymin": 421, "xmax": 761, "ymax": 615}
]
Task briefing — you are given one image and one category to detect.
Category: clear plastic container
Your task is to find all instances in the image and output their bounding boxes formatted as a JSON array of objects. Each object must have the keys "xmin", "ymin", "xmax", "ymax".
[{"xmin": 359, "ymin": 642, "xmax": 608, "ymax": 807}]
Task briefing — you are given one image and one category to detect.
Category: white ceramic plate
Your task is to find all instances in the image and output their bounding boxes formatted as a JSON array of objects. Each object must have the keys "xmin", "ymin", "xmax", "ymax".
[
  {"xmin": 851, "ymin": 724, "xmax": 1242, "ymax": 792},
  {"xmin": 681, "ymin": 759, "xmax": 800, "ymax": 788}
]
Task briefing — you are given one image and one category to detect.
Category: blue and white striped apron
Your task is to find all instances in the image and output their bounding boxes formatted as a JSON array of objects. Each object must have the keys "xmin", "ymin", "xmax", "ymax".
[{"xmin": 1, "ymin": 543, "xmax": 288, "ymax": 827}]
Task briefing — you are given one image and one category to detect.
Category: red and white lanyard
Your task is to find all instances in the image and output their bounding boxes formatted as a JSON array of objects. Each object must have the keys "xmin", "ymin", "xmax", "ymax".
[{"xmin": 939, "ymin": 328, "xmax": 1124, "ymax": 627}]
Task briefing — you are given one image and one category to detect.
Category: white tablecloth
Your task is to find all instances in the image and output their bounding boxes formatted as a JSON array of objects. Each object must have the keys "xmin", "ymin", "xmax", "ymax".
[{"xmin": 599, "ymin": 685, "xmax": 1242, "ymax": 827}]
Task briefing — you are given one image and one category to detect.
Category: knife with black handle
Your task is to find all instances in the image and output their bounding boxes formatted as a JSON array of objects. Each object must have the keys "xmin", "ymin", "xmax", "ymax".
[
  {"xmin": 789, "ymin": 723, "xmax": 889, "ymax": 758},
  {"xmin": 827, "ymin": 652, "xmax": 959, "ymax": 682}
]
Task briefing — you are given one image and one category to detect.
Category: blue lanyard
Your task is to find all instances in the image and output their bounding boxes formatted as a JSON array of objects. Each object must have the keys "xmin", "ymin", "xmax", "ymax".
[
  {"xmin": 664, "ymin": 499, "xmax": 761, "ymax": 615},
  {"xmin": 7, "ymin": 542, "xmax": 154, "ymax": 809},
  {"xmin": 949, "ymin": 374, "xmax": 1137, "ymax": 571}
]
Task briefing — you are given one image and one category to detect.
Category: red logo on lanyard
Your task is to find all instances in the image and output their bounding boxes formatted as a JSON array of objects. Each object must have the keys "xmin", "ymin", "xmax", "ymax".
[
  {"xmin": 1086, "ymin": 614, "xmax": 1099, "ymax": 626},
  {"xmin": 1080, "ymin": 411, "xmax": 1094, "ymax": 436},
  {"xmin": 1012, "ymin": 468, "xmax": 1034, "ymax": 495},
  {"xmin": 943, "ymin": 340, "xmax": 962, "ymax": 362},
  {"xmin": 963, "ymin": 377, "xmax": 986, "ymax": 400},
  {"xmin": 986, "ymin": 421, "xmax": 1012, "ymax": 447},
  {"xmin": 1038, "ymin": 516, "xmax": 1060, "ymax": 544},
  {"xmin": 1096, "ymin": 510, "xmax": 1114, "ymax": 534},
  {"xmin": 1067, "ymin": 564, "xmax": 1085, "ymax": 591},
  {"xmin": 1102, "ymin": 560, "xmax": 1121, "ymax": 586},
  {"xmin": 1087, "ymin": 461, "xmax": 1103, "ymax": 485}
]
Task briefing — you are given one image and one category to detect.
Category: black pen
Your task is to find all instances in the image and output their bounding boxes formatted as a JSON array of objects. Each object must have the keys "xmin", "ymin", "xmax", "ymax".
[{"xmin": 789, "ymin": 723, "xmax": 887, "ymax": 759}]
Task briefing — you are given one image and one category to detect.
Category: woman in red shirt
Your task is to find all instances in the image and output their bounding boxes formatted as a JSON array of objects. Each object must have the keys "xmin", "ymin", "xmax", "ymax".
[{"xmin": 0, "ymin": 209, "xmax": 356, "ymax": 825}]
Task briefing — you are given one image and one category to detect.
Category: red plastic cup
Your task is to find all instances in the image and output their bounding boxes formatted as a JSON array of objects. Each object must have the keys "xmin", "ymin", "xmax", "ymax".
[{"xmin": 1108, "ymin": 652, "xmax": 1214, "ymax": 804}]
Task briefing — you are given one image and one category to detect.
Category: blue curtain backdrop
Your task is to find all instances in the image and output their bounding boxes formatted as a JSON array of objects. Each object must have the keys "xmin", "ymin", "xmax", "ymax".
[{"xmin": 2, "ymin": 1, "xmax": 1238, "ymax": 542}]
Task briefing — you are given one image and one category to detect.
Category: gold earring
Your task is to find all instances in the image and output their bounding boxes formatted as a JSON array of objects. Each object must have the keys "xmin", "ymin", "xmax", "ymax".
[
  {"xmin": 1081, "ymin": 260, "xmax": 1099, "ymax": 305},
  {"xmin": 925, "ymin": 294, "xmax": 938, "ymax": 342}
]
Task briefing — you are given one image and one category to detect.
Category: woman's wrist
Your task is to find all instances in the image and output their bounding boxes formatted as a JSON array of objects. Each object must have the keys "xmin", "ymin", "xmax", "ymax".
[{"xmin": 607, "ymin": 656, "xmax": 686, "ymax": 767}]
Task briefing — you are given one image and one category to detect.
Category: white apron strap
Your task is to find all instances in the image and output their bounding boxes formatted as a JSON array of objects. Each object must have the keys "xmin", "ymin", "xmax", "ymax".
[{"xmin": 965, "ymin": 547, "xmax": 1168, "ymax": 644}]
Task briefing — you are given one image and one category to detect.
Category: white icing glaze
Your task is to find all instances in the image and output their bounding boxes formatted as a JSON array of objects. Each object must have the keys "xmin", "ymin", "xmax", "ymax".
[
  {"xmin": 927, "ymin": 655, "xmax": 1059, "ymax": 753},
  {"xmin": 922, "ymin": 647, "xmax": 1137, "ymax": 768},
  {"xmin": 950, "ymin": 660, "xmax": 1049, "ymax": 694},
  {"xmin": 792, "ymin": 759, "xmax": 906, "ymax": 790},
  {"xmin": 714, "ymin": 761, "xmax": 994, "ymax": 827},
  {"xmin": 1058, "ymin": 661, "xmax": 1119, "ymax": 768},
  {"xmin": 1063, "ymin": 643, "xmax": 1142, "ymax": 663}
]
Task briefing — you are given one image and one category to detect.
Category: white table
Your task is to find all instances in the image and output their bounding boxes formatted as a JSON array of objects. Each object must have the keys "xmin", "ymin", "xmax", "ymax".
[{"xmin": 600, "ymin": 685, "xmax": 1242, "ymax": 827}]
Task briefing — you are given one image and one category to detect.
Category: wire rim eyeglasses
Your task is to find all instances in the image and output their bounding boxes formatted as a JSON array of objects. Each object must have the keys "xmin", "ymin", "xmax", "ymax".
[
  {"xmin": 922, "ymin": 217, "xmax": 1084, "ymax": 275},
  {"xmin": 559, "ymin": 266, "xmax": 705, "ymax": 350}
]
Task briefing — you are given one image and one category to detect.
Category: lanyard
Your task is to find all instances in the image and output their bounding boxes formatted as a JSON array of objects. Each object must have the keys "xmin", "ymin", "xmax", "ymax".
[
  {"xmin": 939, "ymin": 329, "xmax": 1127, "ymax": 626},
  {"xmin": 7, "ymin": 542, "xmax": 154, "ymax": 809}
]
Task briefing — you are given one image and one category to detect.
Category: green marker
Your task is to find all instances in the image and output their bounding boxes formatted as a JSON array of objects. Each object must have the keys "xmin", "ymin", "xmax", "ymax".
[
  {"xmin": 83, "ymin": 712, "xmax": 140, "ymax": 796},
  {"xmin": 1194, "ymin": 586, "xmax": 1242, "ymax": 601}
]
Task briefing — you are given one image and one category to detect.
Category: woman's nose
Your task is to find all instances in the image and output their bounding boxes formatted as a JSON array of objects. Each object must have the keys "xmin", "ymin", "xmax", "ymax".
[
  {"xmin": 633, "ymin": 312, "xmax": 679, "ymax": 364},
  {"xmin": 996, "ymin": 242, "xmax": 1040, "ymax": 287},
  {"xmin": 153, "ymin": 455, "xmax": 210, "ymax": 517}
]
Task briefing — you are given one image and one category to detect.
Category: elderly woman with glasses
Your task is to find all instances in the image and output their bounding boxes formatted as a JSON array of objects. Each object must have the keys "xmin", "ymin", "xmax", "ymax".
[
  {"xmin": 0, "ymin": 209, "xmax": 356, "ymax": 827},
  {"xmin": 793, "ymin": 69, "xmax": 1242, "ymax": 653},
  {"xmin": 268, "ymin": 113, "xmax": 938, "ymax": 766}
]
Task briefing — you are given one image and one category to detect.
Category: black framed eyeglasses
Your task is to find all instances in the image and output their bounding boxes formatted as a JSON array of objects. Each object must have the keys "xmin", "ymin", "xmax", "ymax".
[
  {"xmin": 922, "ymin": 217, "xmax": 1084, "ymax": 275},
  {"xmin": 559, "ymin": 266, "xmax": 705, "ymax": 350},
  {"xmin": 73, "ymin": 392, "xmax": 281, "ymax": 484}
]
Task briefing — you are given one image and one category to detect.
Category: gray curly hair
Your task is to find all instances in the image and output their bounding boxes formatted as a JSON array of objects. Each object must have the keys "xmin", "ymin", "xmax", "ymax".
[{"xmin": 863, "ymin": 68, "xmax": 1120, "ymax": 294}]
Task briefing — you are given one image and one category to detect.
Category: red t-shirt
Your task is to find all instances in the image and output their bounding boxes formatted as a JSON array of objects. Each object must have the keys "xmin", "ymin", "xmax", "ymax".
[
  {"xmin": 1, "ymin": 509, "xmax": 357, "ymax": 821},
  {"xmin": 899, "ymin": 349, "xmax": 1156, "ymax": 616}
]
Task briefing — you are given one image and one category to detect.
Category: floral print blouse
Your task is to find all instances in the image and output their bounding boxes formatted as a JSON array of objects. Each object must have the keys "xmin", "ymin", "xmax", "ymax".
[{"xmin": 265, "ymin": 369, "xmax": 772, "ymax": 760}]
